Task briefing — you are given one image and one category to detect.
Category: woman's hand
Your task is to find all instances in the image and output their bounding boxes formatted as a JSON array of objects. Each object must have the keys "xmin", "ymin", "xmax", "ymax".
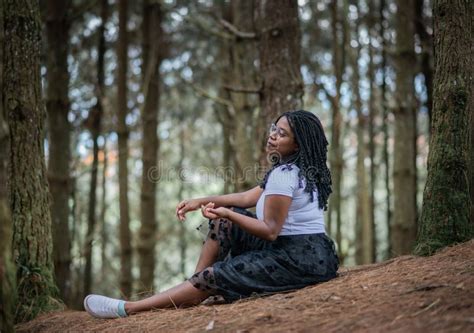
[
  {"xmin": 202, "ymin": 202, "xmax": 231, "ymax": 220},
  {"xmin": 176, "ymin": 199, "xmax": 201, "ymax": 221}
]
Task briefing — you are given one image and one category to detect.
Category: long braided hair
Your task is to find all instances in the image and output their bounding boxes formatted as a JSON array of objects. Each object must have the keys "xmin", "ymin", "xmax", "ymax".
[{"xmin": 260, "ymin": 110, "xmax": 332, "ymax": 211}]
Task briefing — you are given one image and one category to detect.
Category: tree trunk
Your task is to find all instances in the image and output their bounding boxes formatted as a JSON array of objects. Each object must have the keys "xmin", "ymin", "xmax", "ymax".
[
  {"xmin": 229, "ymin": 0, "xmax": 258, "ymax": 191},
  {"xmin": 379, "ymin": 0, "xmax": 392, "ymax": 259},
  {"xmin": 391, "ymin": 0, "xmax": 418, "ymax": 256},
  {"xmin": 255, "ymin": 0, "xmax": 303, "ymax": 165},
  {"xmin": 0, "ymin": 3, "xmax": 16, "ymax": 327},
  {"xmin": 117, "ymin": 0, "xmax": 132, "ymax": 298},
  {"xmin": 328, "ymin": 0, "xmax": 344, "ymax": 255},
  {"xmin": 367, "ymin": 0, "xmax": 377, "ymax": 263},
  {"xmin": 138, "ymin": 0, "xmax": 163, "ymax": 293},
  {"xmin": 45, "ymin": 0, "xmax": 72, "ymax": 304},
  {"xmin": 414, "ymin": 0, "xmax": 433, "ymax": 131},
  {"xmin": 4, "ymin": 0, "xmax": 59, "ymax": 322},
  {"xmin": 178, "ymin": 123, "xmax": 187, "ymax": 278},
  {"xmin": 414, "ymin": 0, "xmax": 473, "ymax": 255},
  {"xmin": 100, "ymin": 136, "xmax": 109, "ymax": 283},
  {"xmin": 352, "ymin": 5, "xmax": 372, "ymax": 265},
  {"xmin": 84, "ymin": 0, "xmax": 108, "ymax": 297}
]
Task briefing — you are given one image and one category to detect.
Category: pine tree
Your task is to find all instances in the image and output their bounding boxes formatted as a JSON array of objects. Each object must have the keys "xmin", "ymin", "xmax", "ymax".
[
  {"xmin": 4, "ymin": 0, "xmax": 60, "ymax": 321},
  {"xmin": 414, "ymin": 0, "xmax": 473, "ymax": 255}
]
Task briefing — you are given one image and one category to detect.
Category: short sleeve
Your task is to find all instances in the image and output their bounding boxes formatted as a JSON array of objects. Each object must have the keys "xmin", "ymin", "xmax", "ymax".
[{"xmin": 264, "ymin": 165, "xmax": 299, "ymax": 198}]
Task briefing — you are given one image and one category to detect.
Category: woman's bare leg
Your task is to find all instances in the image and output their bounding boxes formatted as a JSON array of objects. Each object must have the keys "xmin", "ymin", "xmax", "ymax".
[
  {"xmin": 125, "ymin": 281, "xmax": 209, "ymax": 314},
  {"xmin": 194, "ymin": 237, "xmax": 219, "ymax": 273}
]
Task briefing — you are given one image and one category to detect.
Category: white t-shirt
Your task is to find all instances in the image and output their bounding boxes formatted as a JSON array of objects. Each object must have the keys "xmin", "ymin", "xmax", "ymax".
[{"xmin": 256, "ymin": 164, "xmax": 326, "ymax": 235}]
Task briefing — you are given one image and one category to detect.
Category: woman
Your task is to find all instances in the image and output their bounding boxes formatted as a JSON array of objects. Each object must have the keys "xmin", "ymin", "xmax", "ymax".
[{"xmin": 84, "ymin": 110, "xmax": 339, "ymax": 318}]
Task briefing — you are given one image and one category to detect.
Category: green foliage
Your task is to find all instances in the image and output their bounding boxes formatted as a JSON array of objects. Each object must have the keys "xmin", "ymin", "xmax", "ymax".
[{"xmin": 14, "ymin": 263, "xmax": 63, "ymax": 323}]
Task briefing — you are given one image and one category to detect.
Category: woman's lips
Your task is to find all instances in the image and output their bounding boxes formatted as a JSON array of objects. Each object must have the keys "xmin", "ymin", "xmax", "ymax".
[{"xmin": 267, "ymin": 141, "xmax": 276, "ymax": 148}]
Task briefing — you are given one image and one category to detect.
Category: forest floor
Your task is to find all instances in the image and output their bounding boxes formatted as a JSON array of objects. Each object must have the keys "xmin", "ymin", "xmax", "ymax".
[{"xmin": 17, "ymin": 240, "xmax": 473, "ymax": 333}]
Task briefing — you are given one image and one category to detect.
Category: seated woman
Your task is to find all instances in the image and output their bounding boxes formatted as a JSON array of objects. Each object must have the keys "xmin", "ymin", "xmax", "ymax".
[{"xmin": 84, "ymin": 110, "xmax": 339, "ymax": 318}]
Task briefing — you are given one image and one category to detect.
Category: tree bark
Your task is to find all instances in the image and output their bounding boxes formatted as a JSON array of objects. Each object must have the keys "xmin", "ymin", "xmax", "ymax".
[
  {"xmin": 414, "ymin": 0, "xmax": 473, "ymax": 255},
  {"xmin": 117, "ymin": 0, "xmax": 132, "ymax": 298},
  {"xmin": 391, "ymin": 0, "xmax": 418, "ymax": 256},
  {"xmin": 256, "ymin": 0, "xmax": 303, "ymax": 165},
  {"xmin": 138, "ymin": 0, "xmax": 163, "ymax": 293},
  {"xmin": 4, "ymin": 0, "xmax": 59, "ymax": 322},
  {"xmin": 84, "ymin": 0, "xmax": 108, "ymax": 297},
  {"xmin": 45, "ymin": 0, "xmax": 72, "ymax": 304},
  {"xmin": 229, "ymin": 0, "xmax": 258, "ymax": 191},
  {"xmin": 0, "ymin": 2, "xmax": 16, "ymax": 328}
]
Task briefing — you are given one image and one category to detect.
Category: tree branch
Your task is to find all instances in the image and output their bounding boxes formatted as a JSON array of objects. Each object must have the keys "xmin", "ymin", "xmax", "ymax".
[
  {"xmin": 222, "ymin": 83, "xmax": 262, "ymax": 94},
  {"xmin": 181, "ymin": 78, "xmax": 236, "ymax": 117},
  {"xmin": 313, "ymin": 79, "xmax": 336, "ymax": 108},
  {"xmin": 218, "ymin": 18, "xmax": 257, "ymax": 39}
]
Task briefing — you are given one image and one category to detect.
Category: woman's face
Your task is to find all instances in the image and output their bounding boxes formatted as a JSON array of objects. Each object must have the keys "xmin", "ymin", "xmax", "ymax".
[{"xmin": 266, "ymin": 116, "xmax": 299, "ymax": 159}]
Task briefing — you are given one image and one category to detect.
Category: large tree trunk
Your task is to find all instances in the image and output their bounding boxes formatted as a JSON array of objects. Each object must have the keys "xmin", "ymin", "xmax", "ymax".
[
  {"xmin": 0, "ymin": 4, "xmax": 16, "ymax": 327},
  {"xmin": 352, "ymin": 5, "xmax": 372, "ymax": 265},
  {"xmin": 84, "ymin": 0, "xmax": 108, "ymax": 297},
  {"xmin": 138, "ymin": 0, "xmax": 163, "ymax": 293},
  {"xmin": 391, "ymin": 0, "xmax": 418, "ymax": 256},
  {"xmin": 45, "ymin": 0, "xmax": 72, "ymax": 304},
  {"xmin": 4, "ymin": 0, "xmax": 59, "ymax": 322},
  {"xmin": 117, "ymin": 0, "xmax": 132, "ymax": 298},
  {"xmin": 255, "ymin": 0, "xmax": 303, "ymax": 165},
  {"xmin": 228, "ymin": 0, "xmax": 258, "ymax": 191},
  {"xmin": 414, "ymin": 0, "xmax": 473, "ymax": 255}
]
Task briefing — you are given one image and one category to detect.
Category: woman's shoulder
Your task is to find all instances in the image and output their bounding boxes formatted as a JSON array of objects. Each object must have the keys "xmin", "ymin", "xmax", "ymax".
[
  {"xmin": 274, "ymin": 163, "xmax": 300, "ymax": 174},
  {"xmin": 268, "ymin": 163, "xmax": 300, "ymax": 183}
]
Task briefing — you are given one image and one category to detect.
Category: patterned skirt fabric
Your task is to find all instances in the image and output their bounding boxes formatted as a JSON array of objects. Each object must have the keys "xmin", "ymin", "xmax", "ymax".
[{"xmin": 188, "ymin": 207, "xmax": 339, "ymax": 302}]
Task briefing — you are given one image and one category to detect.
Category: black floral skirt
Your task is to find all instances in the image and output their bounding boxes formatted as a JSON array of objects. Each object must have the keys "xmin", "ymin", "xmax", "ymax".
[{"xmin": 188, "ymin": 207, "xmax": 339, "ymax": 302}]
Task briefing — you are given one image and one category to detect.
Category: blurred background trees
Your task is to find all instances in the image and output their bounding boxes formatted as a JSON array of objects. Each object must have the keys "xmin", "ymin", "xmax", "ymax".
[{"xmin": 1, "ymin": 0, "xmax": 472, "ymax": 324}]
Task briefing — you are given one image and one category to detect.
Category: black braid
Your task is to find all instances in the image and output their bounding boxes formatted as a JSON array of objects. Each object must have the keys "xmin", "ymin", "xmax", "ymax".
[{"xmin": 260, "ymin": 110, "xmax": 332, "ymax": 210}]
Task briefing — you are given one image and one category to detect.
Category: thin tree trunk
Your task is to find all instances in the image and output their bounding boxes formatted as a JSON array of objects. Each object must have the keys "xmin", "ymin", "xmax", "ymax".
[
  {"xmin": 45, "ymin": 0, "xmax": 72, "ymax": 303},
  {"xmin": 117, "ymin": 0, "xmax": 132, "ymax": 298},
  {"xmin": 256, "ymin": 0, "xmax": 303, "ymax": 166},
  {"xmin": 84, "ymin": 0, "xmax": 108, "ymax": 297},
  {"xmin": 138, "ymin": 0, "xmax": 163, "ymax": 293},
  {"xmin": 414, "ymin": 0, "xmax": 433, "ymax": 131},
  {"xmin": 0, "ymin": 3, "xmax": 16, "ymax": 327},
  {"xmin": 391, "ymin": 0, "xmax": 417, "ymax": 256},
  {"xmin": 329, "ymin": 0, "xmax": 344, "ymax": 255},
  {"xmin": 100, "ymin": 136, "xmax": 109, "ymax": 283},
  {"xmin": 380, "ymin": 0, "xmax": 392, "ymax": 259},
  {"xmin": 178, "ymin": 123, "xmax": 186, "ymax": 278},
  {"xmin": 414, "ymin": 0, "xmax": 473, "ymax": 255},
  {"xmin": 4, "ymin": 0, "xmax": 59, "ymax": 322},
  {"xmin": 367, "ymin": 0, "xmax": 377, "ymax": 263},
  {"xmin": 353, "ymin": 4, "xmax": 372, "ymax": 265}
]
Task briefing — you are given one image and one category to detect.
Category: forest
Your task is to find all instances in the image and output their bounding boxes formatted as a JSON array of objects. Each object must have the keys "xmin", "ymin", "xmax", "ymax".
[{"xmin": 0, "ymin": 0, "xmax": 472, "ymax": 331}]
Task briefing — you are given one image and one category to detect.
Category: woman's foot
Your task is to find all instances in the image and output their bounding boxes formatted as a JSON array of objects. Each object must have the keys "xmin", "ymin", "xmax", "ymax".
[{"xmin": 84, "ymin": 294, "xmax": 128, "ymax": 319}]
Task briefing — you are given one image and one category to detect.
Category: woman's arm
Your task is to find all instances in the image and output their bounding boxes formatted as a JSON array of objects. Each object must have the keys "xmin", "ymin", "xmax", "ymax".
[
  {"xmin": 176, "ymin": 186, "xmax": 263, "ymax": 221},
  {"xmin": 206, "ymin": 194, "xmax": 291, "ymax": 241}
]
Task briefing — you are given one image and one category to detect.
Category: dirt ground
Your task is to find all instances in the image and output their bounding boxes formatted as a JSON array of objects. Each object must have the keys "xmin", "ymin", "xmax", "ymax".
[{"xmin": 16, "ymin": 240, "xmax": 474, "ymax": 333}]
